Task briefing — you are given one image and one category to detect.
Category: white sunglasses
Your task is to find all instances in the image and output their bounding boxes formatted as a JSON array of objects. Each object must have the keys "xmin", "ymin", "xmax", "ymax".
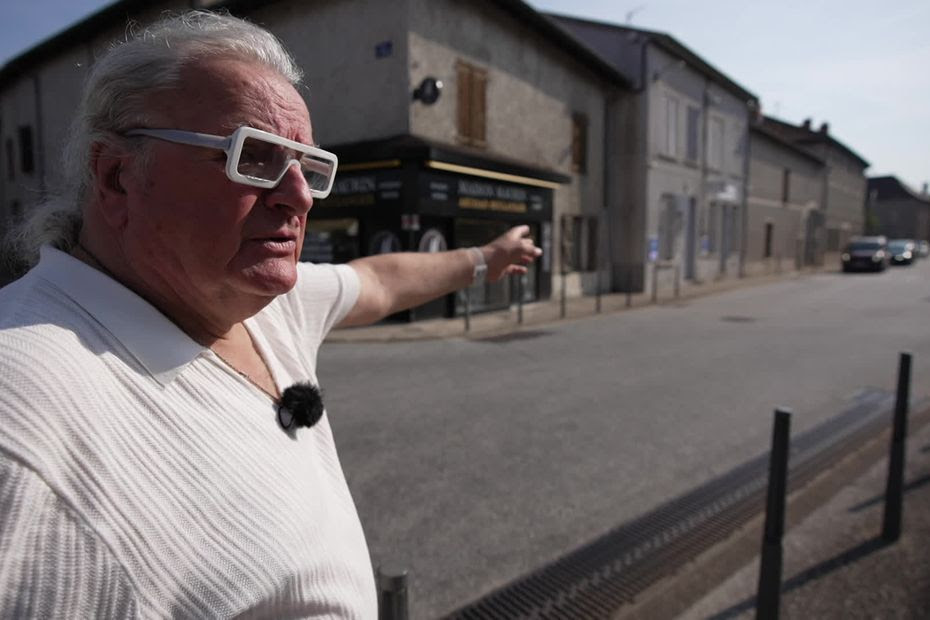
[{"xmin": 125, "ymin": 126, "xmax": 338, "ymax": 198}]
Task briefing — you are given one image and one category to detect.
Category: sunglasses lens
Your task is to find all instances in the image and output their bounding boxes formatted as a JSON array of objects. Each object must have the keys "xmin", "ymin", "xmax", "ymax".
[
  {"xmin": 237, "ymin": 136, "xmax": 292, "ymax": 182},
  {"xmin": 236, "ymin": 135, "xmax": 334, "ymax": 193},
  {"xmin": 299, "ymin": 154, "xmax": 335, "ymax": 194}
]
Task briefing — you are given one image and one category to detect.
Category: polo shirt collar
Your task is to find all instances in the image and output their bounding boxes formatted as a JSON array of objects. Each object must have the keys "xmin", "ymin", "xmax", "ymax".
[{"xmin": 35, "ymin": 245, "xmax": 205, "ymax": 386}]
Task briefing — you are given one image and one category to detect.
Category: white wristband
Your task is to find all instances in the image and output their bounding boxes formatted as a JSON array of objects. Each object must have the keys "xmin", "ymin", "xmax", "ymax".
[{"xmin": 468, "ymin": 247, "xmax": 487, "ymax": 286}]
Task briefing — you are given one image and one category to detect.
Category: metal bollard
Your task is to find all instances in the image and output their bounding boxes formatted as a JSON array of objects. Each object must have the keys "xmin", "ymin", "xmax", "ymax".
[
  {"xmin": 462, "ymin": 288, "xmax": 471, "ymax": 333},
  {"xmin": 674, "ymin": 264, "xmax": 680, "ymax": 299},
  {"xmin": 756, "ymin": 408, "xmax": 792, "ymax": 620},
  {"xmin": 517, "ymin": 274, "xmax": 524, "ymax": 325},
  {"xmin": 626, "ymin": 267, "xmax": 633, "ymax": 308},
  {"xmin": 882, "ymin": 352, "xmax": 912, "ymax": 542},
  {"xmin": 377, "ymin": 565, "xmax": 409, "ymax": 620},
  {"xmin": 560, "ymin": 270, "xmax": 567, "ymax": 319},
  {"xmin": 651, "ymin": 262, "xmax": 659, "ymax": 304}
]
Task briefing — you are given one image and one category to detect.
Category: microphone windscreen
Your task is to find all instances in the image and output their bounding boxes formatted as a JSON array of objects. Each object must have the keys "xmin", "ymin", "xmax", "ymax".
[{"xmin": 277, "ymin": 382, "xmax": 324, "ymax": 430}]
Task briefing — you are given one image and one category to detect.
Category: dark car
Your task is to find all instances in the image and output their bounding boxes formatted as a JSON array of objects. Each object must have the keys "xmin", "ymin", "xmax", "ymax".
[
  {"xmin": 841, "ymin": 237, "xmax": 888, "ymax": 272},
  {"xmin": 887, "ymin": 239, "xmax": 916, "ymax": 265}
]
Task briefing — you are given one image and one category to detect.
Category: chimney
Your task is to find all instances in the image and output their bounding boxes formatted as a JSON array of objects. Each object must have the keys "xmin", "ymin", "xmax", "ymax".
[
  {"xmin": 802, "ymin": 118, "xmax": 812, "ymax": 130},
  {"xmin": 819, "ymin": 122, "xmax": 829, "ymax": 134}
]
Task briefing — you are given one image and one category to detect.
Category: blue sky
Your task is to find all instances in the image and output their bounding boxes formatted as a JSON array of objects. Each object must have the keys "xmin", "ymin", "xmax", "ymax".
[{"xmin": 3, "ymin": 0, "xmax": 928, "ymax": 190}]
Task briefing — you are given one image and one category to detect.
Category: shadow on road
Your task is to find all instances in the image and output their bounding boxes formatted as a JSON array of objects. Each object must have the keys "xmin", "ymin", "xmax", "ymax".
[
  {"xmin": 847, "ymin": 473, "xmax": 930, "ymax": 513},
  {"xmin": 703, "ymin": 537, "xmax": 891, "ymax": 620}
]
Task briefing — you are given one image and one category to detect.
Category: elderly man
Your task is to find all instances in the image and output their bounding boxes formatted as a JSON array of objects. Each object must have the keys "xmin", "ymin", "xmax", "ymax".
[{"xmin": 0, "ymin": 11, "xmax": 540, "ymax": 618}]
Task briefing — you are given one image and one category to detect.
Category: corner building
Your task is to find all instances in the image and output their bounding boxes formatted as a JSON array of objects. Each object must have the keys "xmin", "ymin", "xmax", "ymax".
[{"xmin": 0, "ymin": 0, "xmax": 631, "ymax": 317}]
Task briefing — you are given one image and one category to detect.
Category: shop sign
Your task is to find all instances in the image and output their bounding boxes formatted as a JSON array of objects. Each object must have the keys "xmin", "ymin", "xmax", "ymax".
[
  {"xmin": 320, "ymin": 172, "xmax": 403, "ymax": 207},
  {"xmin": 458, "ymin": 179, "xmax": 528, "ymax": 213},
  {"xmin": 419, "ymin": 172, "xmax": 553, "ymax": 219},
  {"xmin": 707, "ymin": 180, "xmax": 740, "ymax": 203}
]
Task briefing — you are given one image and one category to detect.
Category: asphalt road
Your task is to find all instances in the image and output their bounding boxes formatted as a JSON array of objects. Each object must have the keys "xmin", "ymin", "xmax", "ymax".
[{"xmin": 318, "ymin": 259, "xmax": 930, "ymax": 619}]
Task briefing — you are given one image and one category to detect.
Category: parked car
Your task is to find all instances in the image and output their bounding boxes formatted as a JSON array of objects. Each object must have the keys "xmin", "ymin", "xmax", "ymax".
[
  {"xmin": 887, "ymin": 239, "xmax": 917, "ymax": 265},
  {"xmin": 841, "ymin": 236, "xmax": 888, "ymax": 272},
  {"xmin": 917, "ymin": 240, "xmax": 930, "ymax": 258}
]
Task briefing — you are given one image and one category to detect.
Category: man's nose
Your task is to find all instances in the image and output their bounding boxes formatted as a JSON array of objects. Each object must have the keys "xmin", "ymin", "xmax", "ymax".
[{"xmin": 265, "ymin": 162, "xmax": 313, "ymax": 215}]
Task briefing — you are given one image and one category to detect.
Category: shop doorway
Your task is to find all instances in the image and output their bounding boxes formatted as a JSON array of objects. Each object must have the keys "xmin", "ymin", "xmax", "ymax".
[{"xmin": 454, "ymin": 218, "xmax": 539, "ymax": 314}]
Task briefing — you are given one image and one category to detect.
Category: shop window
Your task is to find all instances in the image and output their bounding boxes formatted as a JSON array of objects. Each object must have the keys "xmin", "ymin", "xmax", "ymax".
[
  {"xmin": 456, "ymin": 61, "xmax": 487, "ymax": 148},
  {"xmin": 369, "ymin": 230, "xmax": 402, "ymax": 255},
  {"xmin": 5, "ymin": 138, "xmax": 13, "ymax": 181},
  {"xmin": 301, "ymin": 218, "xmax": 359, "ymax": 264},
  {"xmin": 685, "ymin": 106, "xmax": 700, "ymax": 163},
  {"xmin": 571, "ymin": 113, "xmax": 587, "ymax": 174},
  {"xmin": 560, "ymin": 215, "xmax": 598, "ymax": 271},
  {"xmin": 418, "ymin": 228, "xmax": 448, "ymax": 253},
  {"xmin": 18, "ymin": 126, "xmax": 34, "ymax": 175}
]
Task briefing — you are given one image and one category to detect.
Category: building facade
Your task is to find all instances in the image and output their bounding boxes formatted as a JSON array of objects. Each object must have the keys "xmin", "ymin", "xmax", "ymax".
[
  {"xmin": 744, "ymin": 119, "xmax": 825, "ymax": 275},
  {"xmin": 548, "ymin": 15, "xmax": 757, "ymax": 297},
  {"xmin": 866, "ymin": 176, "xmax": 930, "ymax": 242},
  {"xmin": 761, "ymin": 117, "xmax": 869, "ymax": 257}
]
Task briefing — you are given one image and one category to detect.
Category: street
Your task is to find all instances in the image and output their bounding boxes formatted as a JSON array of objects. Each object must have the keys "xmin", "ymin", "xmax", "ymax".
[{"xmin": 318, "ymin": 261, "xmax": 930, "ymax": 619}]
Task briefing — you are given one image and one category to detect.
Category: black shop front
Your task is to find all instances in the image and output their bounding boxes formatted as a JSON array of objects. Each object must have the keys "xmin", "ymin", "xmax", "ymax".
[{"xmin": 301, "ymin": 136, "xmax": 566, "ymax": 321}]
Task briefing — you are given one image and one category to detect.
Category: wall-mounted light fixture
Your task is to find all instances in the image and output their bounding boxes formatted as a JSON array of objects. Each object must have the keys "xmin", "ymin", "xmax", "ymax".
[{"xmin": 412, "ymin": 77, "xmax": 443, "ymax": 105}]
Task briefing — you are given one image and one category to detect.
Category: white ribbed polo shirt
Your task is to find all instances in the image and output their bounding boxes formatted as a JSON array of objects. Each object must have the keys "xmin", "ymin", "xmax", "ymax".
[{"xmin": 0, "ymin": 247, "xmax": 377, "ymax": 618}]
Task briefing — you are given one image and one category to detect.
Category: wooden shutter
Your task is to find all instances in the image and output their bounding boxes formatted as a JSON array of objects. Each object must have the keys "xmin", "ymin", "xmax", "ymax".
[
  {"xmin": 471, "ymin": 67, "xmax": 487, "ymax": 147},
  {"xmin": 456, "ymin": 62, "xmax": 472, "ymax": 143}
]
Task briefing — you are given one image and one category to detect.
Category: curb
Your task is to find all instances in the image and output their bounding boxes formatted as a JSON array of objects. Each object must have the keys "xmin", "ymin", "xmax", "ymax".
[{"xmin": 326, "ymin": 267, "xmax": 824, "ymax": 344}]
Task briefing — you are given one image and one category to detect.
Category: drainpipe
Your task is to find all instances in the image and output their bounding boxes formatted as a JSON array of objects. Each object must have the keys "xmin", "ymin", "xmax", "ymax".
[
  {"xmin": 701, "ymin": 78, "xmax": 710, "ymax": 279},
  {"xmin": 602, "ymin": 86, "xmax": 614, "ymax": 293},
  {"xmin": 738, "ymin": 104, "xmax": 754, "ymax": 278}
]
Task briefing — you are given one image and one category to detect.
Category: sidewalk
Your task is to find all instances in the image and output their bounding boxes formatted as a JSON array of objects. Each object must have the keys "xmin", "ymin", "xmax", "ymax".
[
  {"xmin": 327, "ymin": 266, "xmax": 818, "ymax": 343},
  {"xmin": 677, "ymin": 408, "xmax": 930, "ymax": 619}
]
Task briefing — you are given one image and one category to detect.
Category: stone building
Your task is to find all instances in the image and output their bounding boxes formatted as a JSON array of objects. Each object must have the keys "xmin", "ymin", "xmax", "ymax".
[
  {"xmin": 548, "ymin": 14, "xmax": 757, "ymax": 297},
  {"xmin": 0, "ymin": 0, "xmax": 631, "ymax": 315},
  {"xmin": 744, "ymin": 117, "xmax": 826, "ymax": 275},
  {"xmin": 761, "ymin": 116, "xmax": 869, "ymax": 257},
  {"xmin": 866, "ymin": 176, "xmax": 930, "ymax": 242}
]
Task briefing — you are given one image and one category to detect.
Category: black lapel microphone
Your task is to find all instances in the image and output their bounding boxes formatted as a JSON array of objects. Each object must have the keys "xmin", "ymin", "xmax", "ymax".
[{"xmin": 276, "ymin": 382, "xmax": 324, "ymax": 430}]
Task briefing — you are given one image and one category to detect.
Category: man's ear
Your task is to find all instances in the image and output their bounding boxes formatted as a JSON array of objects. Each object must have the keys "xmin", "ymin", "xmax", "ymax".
[{"xmin": 89, "ymin": 141, "xmax": 132, "ymax": 229}]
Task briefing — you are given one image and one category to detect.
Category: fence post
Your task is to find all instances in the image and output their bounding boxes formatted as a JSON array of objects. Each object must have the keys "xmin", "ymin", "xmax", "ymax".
[
  {"xmin": 651, "ymin": 262, "xmax": 659, "ymax": 304},
  {"xmin": 882, "ymin": 351, "xmax": 912, "ymax": 542},
  {"xmin": 377, "ymin": 565, "xmax": 409, "ymax": 620},
  {"xmin": 462, "ymin": 288, "xmax": 471, "ymax": 333},
  {"xmin": 626, "ymin": 265, "xmax": 633, "ymax": 308},
  {"xmin": 757, "ymin": 408, "xmax": 792, "ymax": 620}
]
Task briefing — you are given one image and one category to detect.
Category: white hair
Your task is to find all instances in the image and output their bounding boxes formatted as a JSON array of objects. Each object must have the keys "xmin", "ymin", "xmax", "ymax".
[{"xmin": 4, "ymin": 10, "xmax": 303, "ymax": 275}]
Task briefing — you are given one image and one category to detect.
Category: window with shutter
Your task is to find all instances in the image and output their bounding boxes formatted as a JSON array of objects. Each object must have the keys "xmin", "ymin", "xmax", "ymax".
[{"xmin": 456, "ymin": 61, "xmax": 487, "ymax": 147}]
